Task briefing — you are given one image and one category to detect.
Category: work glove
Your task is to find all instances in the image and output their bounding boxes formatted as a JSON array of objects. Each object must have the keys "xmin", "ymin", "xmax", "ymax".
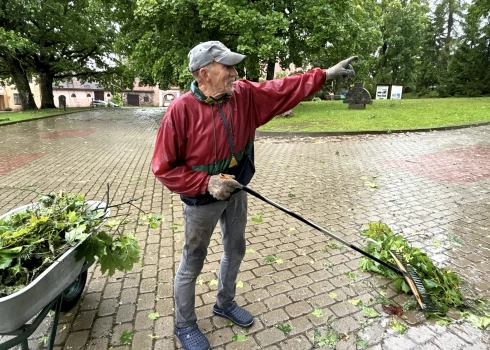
[
  {"xmin": 325, "ymin": 56, "xmax": 358, "ymax": 82},
  {"xmin": 207, "ymin": 174, "xmax": 243, "ymax": 200}
]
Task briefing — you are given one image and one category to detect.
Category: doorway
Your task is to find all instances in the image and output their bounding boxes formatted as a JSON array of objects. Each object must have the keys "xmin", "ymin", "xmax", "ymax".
[
  {"xmin": 127, "ymin": 94, "xmax": 139, "ymax": 106},
  {"xmin": 58, "ymin": 95, "xmax": 66, "ymax": 108}
]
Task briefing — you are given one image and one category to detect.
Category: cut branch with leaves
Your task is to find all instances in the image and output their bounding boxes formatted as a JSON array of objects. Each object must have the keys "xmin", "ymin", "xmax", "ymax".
[{"xmin": 0, "ymin": 190, "xmax": 158, "ymax": 297}]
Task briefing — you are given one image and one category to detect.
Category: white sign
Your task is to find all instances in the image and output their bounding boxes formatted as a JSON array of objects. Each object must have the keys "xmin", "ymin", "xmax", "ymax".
[
  {"xmin": 376, "ymin": 85, "xmax": 389, "ymax": 100},
  {"xmin": 391, "ymin": 85, "xmax": 403, "ymax": 99},
  {"xmin": 0, "ymin": 87, "xmax": 3, "ymax": 94}
]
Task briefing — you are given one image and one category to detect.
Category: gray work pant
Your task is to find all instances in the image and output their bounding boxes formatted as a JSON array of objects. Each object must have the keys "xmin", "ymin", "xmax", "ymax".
[{"xmin": 174, "ymin": 190, "xmax": 247, "ymax": 328}]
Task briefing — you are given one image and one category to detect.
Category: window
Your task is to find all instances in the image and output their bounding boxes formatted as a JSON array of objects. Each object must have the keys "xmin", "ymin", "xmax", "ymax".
[
  {"xmin": 87, "ymin": 94, "xmax": 91, "ymax": 98},
  {"xmin": 71, "ymin": 93, "xmax": 76, "ymax": 98},
  {"xmin": 107, "ymin": 93, "xmax": 111, "ymax": 97},
  {"xmin": 144, "ymin": 96, "xmax": 149, "ymax": 102},
  {"xmin": 13, "ymin": 93, "xmax": 20, "ymax": 105}
]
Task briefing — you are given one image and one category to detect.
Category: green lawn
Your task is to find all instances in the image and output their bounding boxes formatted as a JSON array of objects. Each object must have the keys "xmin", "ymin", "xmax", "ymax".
[
  {"xmin": 3, "ymin": 98, "xmax": 490, "ymax": 131},
  {"xmin": 0, "ymin": 108, "xmax": 92, "ymax": 125},
  {"xmin": 258, "ymin": 97, "xmax": 490, "ymax": 132}
]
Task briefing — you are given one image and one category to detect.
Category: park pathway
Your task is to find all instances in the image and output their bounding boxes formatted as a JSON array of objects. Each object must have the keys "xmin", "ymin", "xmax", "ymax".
[{"xmin": 0, "ymin": 108, "xmax": 489, "ymax": 349}]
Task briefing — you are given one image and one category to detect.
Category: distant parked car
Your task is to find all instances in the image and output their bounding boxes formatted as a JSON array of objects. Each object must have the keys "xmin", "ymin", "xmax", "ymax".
[
  {"xmin": 90, "ymin": 100, "xmax": 120, "ymax": 108},
  {"xmin": 90, "ymin": 100, "xmax": 107, "ymax": 107},
  {"xmin": 163, "ymin": 94, "xmax": 175, "ymax": 107},
  {"xmin": 108, "ymin": 101, "xmax": 120, "ymax": 108}
]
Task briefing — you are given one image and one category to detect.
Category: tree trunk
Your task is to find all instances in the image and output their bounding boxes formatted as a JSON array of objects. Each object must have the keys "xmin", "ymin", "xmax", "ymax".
[
  {"xmin": 39, "ymin": 72, "xmax": 56, "ymax": 109},
  {"xmin": 446, "ymin": 10, "xmax": 453, "ymax": 46},
  {"xmin": 246, "ymin": 68, "xmax": 260, "ymax": 82},
  {"xmin": 6, "ymin": 55, "xmax": 37, "ymax": 110},
  {"xmin": 333, "ymin": 79, "xmax": 342, "ymax": 95},
  {"xmin": 245, "ymin": 54, "xmax": 260, "ymax": 82},
  {"xmin": 266, "ymin": 59, "xmax": 275, "ymax": 80}
]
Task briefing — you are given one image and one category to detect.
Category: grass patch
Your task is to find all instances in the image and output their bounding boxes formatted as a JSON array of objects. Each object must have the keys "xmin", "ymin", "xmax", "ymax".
[
  {"xmin": 0, "ymin": 108, "xmax": 92, "ymax": 125},
  {"xmin": 258, "ymin": 97, "xmax": 490, "ymax": 132}
]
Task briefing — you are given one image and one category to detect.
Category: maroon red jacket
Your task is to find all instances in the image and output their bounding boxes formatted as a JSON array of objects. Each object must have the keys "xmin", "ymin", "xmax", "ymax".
[{"xmin": 152, "ymin": 68, "xmax": 326, "ymax": 205}]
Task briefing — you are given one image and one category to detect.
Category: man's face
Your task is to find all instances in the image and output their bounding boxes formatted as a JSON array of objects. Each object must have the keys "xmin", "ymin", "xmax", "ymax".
[{"xmin": 206, "ymin": 62, "xmax": 238, "ymax": 97}]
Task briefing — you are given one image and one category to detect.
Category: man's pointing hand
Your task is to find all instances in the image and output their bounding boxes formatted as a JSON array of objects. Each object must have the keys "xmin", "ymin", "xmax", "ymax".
[{"xmin": 325, "ymin": 56, "xmax": 358, "ymax": 82}]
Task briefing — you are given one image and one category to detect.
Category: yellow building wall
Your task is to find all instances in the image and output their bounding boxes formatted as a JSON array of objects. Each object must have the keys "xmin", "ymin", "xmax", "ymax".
[{"xmin": 0, "ymin": 80, "xmax": 41, "ymax": 111}]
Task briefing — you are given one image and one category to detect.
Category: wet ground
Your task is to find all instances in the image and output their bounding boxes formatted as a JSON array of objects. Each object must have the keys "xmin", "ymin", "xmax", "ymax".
[{"xmin": 0, "ymin": 108, "xmax": 489, "ymax": 349}]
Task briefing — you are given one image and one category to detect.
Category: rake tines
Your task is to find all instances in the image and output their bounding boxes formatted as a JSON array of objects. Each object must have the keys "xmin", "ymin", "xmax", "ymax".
[{"xmin": 389, "ymin": 251, "xmax": 440, "ymax": 313}]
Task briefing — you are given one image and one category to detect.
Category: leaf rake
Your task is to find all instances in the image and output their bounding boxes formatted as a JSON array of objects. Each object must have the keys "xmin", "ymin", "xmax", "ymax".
[{"xmin": 220, "ymin": 174, "xmax": 440, "ymax": 313}]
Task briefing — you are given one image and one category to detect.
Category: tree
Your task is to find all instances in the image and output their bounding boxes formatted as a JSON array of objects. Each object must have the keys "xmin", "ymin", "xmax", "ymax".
[
  {"xmin": 303, "ymin": 0, "xmax": 383, "ymax": 93},
  {"xmin": 415, "ymin": 18, "xmax": 441, "ymax": 93},
  {"xmin": 0, "ymin": 2, "xmax": 38, "ymax": 110},
  {"xmin": 468, "ymin": 0, "xmax": 490, "ymax": 94},
  {"xmin": 446, "ymin": 1, "xmax": 490, "ymax": 96},
  {"xmin": 120, "ymin": 0, "xmax": 381, "ymax": 91},
  {"xmin": 374, "ymin": 0, "xmax": 430, "ymax": 88},
  {"xmin": 430, "ymin": 0, "xmax": 466, "ymax": 96},
  {"xmin": 119, "ymin": 0, "xmax": 289, "ymax": 88},
  {"xmin": 0, "ymin": 0, "xmax": 124, "ymax": 109}
]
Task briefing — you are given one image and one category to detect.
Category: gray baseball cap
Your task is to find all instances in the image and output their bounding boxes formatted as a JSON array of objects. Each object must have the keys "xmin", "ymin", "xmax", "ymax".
[{"xmin": 188, "ymin": 41, "xmax": 245, "ymax": 72}]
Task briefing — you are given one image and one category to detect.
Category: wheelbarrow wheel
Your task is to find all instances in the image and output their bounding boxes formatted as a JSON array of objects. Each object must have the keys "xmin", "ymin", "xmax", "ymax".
[{"xmin": 53, "ymin": 270, "xmax": 88, "ymax": 312}]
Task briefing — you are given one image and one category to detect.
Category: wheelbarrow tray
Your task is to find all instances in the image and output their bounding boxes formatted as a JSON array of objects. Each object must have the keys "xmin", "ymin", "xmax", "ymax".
[{"xmin": 0, "ymin": 200, "xmax": 107, "ymax": 333}]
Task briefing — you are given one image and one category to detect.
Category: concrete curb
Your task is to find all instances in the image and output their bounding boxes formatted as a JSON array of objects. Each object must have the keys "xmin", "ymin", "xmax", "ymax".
[
  {"xmin": 0, "ymin": 109, "xmax": 95, "ymax": 127},
  {"xmin": 0, "ymin": 107, "xmax": 164, "ymax": 127},
  {"xmin": 255, "ymin": 121, "xmax": 490, "ymax": 138}
]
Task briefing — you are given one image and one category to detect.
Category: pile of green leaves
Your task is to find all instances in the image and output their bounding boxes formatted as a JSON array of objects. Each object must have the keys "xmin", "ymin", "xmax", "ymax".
[
  {"xmin": 0, "ymin": 191, "xmax": 140, "ymax": 297},
  {"xmin": 359, "ymin": 222, "xmax": 490, "ymax": 329},
  {"xmin": 359, "ymin": 222, "xmax": 463, "ymax": 312}
]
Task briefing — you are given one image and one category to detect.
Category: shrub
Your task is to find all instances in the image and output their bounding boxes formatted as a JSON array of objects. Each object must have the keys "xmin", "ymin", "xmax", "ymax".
[
  {"xmin": 465, "ymin": 88, "xmax": 483, "ymax": 97},
  {"xmin": 402, "ymin": 92, "xmax": 417, "ymax": 99},
  {"xmin": 111, "ymin": 92, "xmax": 123, "ymax": 105},
  {"xmin": 302, "ymin": 94, "xmax": 315, "ymax": 102}
]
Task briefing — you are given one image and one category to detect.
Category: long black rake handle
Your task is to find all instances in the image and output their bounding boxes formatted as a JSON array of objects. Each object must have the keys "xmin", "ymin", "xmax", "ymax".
[
  {"xmin": 220, "ymin": 174, "xmax": 439, "ymax": 312},
  {"xmin": 241, "ymin": 184, "xmax": 403, "ymax": 275}
]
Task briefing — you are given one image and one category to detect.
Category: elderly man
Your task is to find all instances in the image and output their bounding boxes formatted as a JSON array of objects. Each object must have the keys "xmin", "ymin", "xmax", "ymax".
[{"xmin": 152, "ymin": 41, "xmax": 356, "ymax": 350}]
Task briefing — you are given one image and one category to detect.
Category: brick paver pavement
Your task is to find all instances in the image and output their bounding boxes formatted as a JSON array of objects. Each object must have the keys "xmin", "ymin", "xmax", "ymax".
[{"xmin": 0, "ymin": 108, "xmax": 489, "ymax": 349}]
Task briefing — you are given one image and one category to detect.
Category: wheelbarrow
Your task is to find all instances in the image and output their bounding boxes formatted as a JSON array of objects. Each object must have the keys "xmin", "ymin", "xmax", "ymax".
[{"xmin": 0, "ymin": 201, "xmax": 109, "ymax": 350}]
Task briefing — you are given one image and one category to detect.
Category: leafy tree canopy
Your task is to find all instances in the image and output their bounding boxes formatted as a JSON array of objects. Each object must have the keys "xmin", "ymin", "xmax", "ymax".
[
  {"xmin": 0, "ymin": 0, "xmax": 127, "ymax": 108},
  {"xmin": 120, "ymin": 0, "xmax": 381, "ymax": 90}
]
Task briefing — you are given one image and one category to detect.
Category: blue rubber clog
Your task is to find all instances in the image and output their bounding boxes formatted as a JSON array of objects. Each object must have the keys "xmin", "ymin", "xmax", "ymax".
[
  {"xmin": 213, "ymin": 301, "xmax": 254, "ymax": 328},
  {"xmin": 174, "ymin": 324, "xmax": 210, "ymax": 350}
]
